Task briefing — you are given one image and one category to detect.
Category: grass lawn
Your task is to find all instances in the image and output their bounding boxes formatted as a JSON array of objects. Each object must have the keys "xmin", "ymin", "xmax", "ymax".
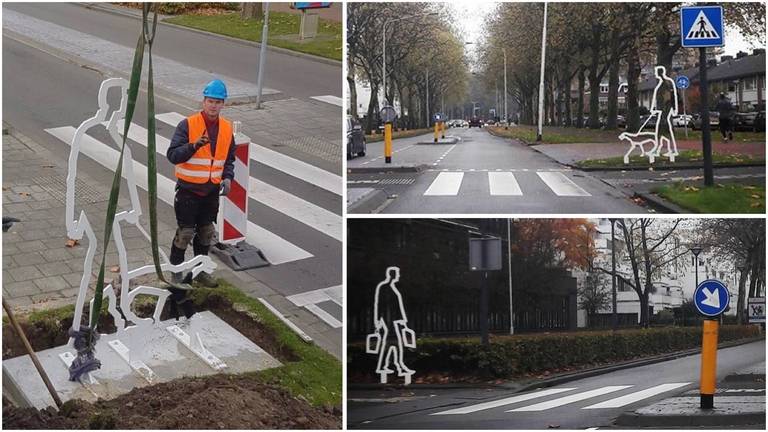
[
  {"xmin": 576, "ymin": 149, "xmax": 764, "ymax": 169},
  {"xmin": 654, "ymin": 183, "xmax": 765, "ymax": 213},
  {"xmin": 489, "ymin": 125, "xmax": 766, "ymax": 145},
  {"xmin": 366, "ymin": 128, "xmax": 433, "ymax": 143},
  {"xmin": 164, "ymin": 12, "xmax": 342, "ymax": 61}
]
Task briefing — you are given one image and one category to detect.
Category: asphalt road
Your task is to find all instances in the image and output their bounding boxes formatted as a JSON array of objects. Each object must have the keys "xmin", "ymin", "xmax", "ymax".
[
  {"xmin": 3, "ymin": 2, "xmax": 341, "ymax": 100},
  {"xmin": 347, "ymin": 127, "xmax": 648, "ymax": 214},
  {"xmin": 348, "ymin": 339, "xmax": 765, "ymax": 429},
  {"xmin": 3, "ymin": 22, "xmax": 342, "ymax": 351}
]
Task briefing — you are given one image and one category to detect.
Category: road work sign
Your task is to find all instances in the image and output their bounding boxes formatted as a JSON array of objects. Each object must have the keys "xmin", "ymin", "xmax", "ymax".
[
  {"xmin": 748, "ymin": 298, "xmax": 765, "ymax": 323},
  {"xmin": 694, "ymin": 279, "xmax": 730, "ymax": 317},
  {"xmin": 681, "ymin": 6, "xmax": 724, "ymax": 48},
  {"xmin": 675, "ymin": 75, "xmax": 690, "ymax": 89}
]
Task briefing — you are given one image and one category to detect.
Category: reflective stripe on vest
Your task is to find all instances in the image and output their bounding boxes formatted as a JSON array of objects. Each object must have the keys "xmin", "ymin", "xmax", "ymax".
[{"xmin": 175, "ymin": 112, "xmax": 233, "ymax": 184}]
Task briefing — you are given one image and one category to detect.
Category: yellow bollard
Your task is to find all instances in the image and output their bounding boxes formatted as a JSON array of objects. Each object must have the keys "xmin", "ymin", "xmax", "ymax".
[
  {"xmin": 434, "ymin": 122, "xmax": 439, "ymax": 143},
  {"xmin": 699, "ymin": 319, "xmax": 718, "ymax": 409},
  {"xmin": 384, "ymin": 123, "xmax": 392, "ymax": 163}
]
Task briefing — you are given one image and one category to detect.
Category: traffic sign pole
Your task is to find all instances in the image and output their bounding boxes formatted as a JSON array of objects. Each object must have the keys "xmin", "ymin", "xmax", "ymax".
[
  {"xmin": 699, "ymin": 319, "xmax": 718, "ymax": 409},
  {"xmin": 683, "ymin": 88, "xmax": 688, "ymax": 139},
  {"xmin": 700, "ymin": 48, "xmax": 714, "ymax": 186}
]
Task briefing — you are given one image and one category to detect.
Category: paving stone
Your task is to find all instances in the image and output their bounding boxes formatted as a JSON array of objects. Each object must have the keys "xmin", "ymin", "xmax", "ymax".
[
  {"xmin": 16, "ymin": 240, "xmax": 46, "ymax": 253},
  {"xmin": 13, "ymin": 251, "xmax": 47, "ymax": 266},
  {"xmin": 8, "ymin": 265, "xmax": 44, "ymax": 282},
  {"xmin": 4, "ymin": 280, "xmax": 42, "ymax": 297},
  {"xmin": 32, "ymin": 292, "xmax": 64, "ymax": 303},
  {"xmin": 39, "ymin": 261, "xmax": 73, "ymax": 277},
  {"xmin": 33, "ymin": 276, "xmax": 71, "ymax": 293},
  {"xmin": 41, "ymin": 248, "xmax": 73, "ymax": 262}
]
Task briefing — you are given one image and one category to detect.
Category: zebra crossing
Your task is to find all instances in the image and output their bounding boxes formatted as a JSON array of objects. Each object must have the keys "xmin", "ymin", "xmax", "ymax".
[
  {"xmin": 286, "ymin": 285, "xmax": 343, "ymax": 328},
  {"xmin": 431, "ymin": 383, "xmax": 691, "ymax": 415},
  {"xmin": 422, "ymin": 170, "xmax": 592, "ymax": 197},
  {"xmin": 44, "ymin": 111, "xmax": 343, "ymax": 265}
]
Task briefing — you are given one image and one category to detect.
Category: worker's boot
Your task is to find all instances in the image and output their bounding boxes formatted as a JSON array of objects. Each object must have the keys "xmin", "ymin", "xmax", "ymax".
[{"xmin": 194, "ymin": 272, "xmax": 218, "ymax": 288}]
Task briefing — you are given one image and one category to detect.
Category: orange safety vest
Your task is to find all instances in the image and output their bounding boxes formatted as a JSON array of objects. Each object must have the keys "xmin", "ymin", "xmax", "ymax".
[{"xmin": 175, "ymin": 112, "xmax": 233, "ymax": 184}]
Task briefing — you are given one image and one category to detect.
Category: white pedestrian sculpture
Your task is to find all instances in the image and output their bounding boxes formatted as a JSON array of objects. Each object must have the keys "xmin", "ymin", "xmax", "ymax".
[
  {"xmin": 366, "ymin": 266, "xmax": 416, "ymax": 385},
  {"xmin": 619, "ymin": 66, "xmax": 679, "ymax": 164},
  {"xmin": 65, "ymin": 78, "xmax": 217, "ymax": 382}
]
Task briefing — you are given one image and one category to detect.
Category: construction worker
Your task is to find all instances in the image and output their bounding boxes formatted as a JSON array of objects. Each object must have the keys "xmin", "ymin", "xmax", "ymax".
[
  {"xmin": 716, "ymin": 93, "xmax": 735, "ymax": 142},
  {"xmin": 167, "ymin": 79, "xmax": 236, "ymax": 287}
]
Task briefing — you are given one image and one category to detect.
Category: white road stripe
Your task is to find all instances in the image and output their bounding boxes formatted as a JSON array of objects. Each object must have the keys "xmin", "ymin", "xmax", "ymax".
[
  {"xmin": 156, "ymin": 112, "xmax": 342, "ymax": 196},
  {"xmin": 107, "ymin": 118, "xmax": 341, "ymax": 242},
  {"xmin": 431, "ymin": 388, "xmax": 576, "ymax": 415},
  {"xmin": 45, "ymin": 126, "xmax": 312, "ymax": 265},
  {"xmin": 582, "ymin": 383, "xmax": 691, "ymax": 409},
  {"xmin": 507, "ymin": 386, "xmax": 633, "ymax": 412},
  {"xmin": 305, "ymin": 304, "xmax": 342, "ymax": 328},
  {"xmin": 310, "ymin": 95, "xmax": 343, "ymax": 107},
  {"xmin": 424, "ymin": 172, "xmax": 464, "ymax": 196},
  {"xmin": 488, "ymin": 172, "xmax": 523, "ymax": 196},
  {"xmin": 537, "ymin": 172, "xmax": 591, "ymax": 197},
  {"xmin": 250, "ymin": 178, "xmax": 341, "ymax": 242},
  {"xmin": 287, "ymin": 285, "xmax": 342, "ymax": 307}
]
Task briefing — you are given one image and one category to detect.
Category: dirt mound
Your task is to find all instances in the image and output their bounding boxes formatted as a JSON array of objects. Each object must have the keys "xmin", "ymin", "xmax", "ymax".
[{"xmin": 3, "ymin": 374, "xmax": 341, "ymax": 429}]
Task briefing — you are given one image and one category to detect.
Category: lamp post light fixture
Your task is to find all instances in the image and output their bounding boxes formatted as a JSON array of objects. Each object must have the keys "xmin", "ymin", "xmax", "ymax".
[
  {"xmin": 609, "ymin": 218, "xmax": 618, "ymax": 330},
  {"xmin": 690, "ymin": 246, "xmax": 703, "ymax": 288}
]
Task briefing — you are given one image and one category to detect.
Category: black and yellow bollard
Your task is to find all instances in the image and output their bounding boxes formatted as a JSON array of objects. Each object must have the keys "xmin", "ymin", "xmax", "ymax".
[
  {"xmin": 384, "ymin": 122, "xmax": 392, "ymax": 163},
  {"xmin": 699, "ymin": 319, "xmax": 718, "ymax": 409},
  {"xmin": 434, "ymin": 122, "xmax": 439, "ymax": 143},
  {"xmin": 440, "ymin": 121, "xmax": 445, "ymax": 139}
]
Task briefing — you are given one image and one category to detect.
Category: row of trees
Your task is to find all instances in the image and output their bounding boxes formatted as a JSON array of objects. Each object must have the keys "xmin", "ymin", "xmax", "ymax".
[
  {"xmin": 580, "ymin": 218, "xmax": 765, "ymax": 328},
  {"xmin": 480, "ymin": 2, "xmax": 765, "ymax": 130},
  {"xmin": 347, "ymin": 3, "xmax": 469, "ymax": 133}
]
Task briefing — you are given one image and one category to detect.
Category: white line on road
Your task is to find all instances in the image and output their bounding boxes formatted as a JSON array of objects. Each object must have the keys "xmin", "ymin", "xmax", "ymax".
[
  {"xmin": 286, "ymin": 285, "xmax": 342, "ymax": 307},
  {"xmin": 537, "ymin": 171, "xmax": 591, "ymax": 197},
  {"xmin": 45, "ymin": 126, "xmax": 313, "ymax": 265},
  {"xmin": 305, "ymin": 304, "xmax": 342, "ymax": 328},
  {"xmin": 156, "ymin": 112, "xmax": 342, "ymax": 196},
  {"xmin": 488, "ymin": 172, "xmax": 523, "ymax": 196},
  {"xmin": 424, "ymin": 172, "xmax": 464, "ymax": 196},
  {"xmin": 310, "ymin": 95, "xmax": 343, "ymax": 107},
  {"xmin": 582, "ymin": 383, "xmax": 691, "ymax": 409},
  {"xmin": 431, "ymin": 388, "xmax": 576, "ymax": 415},
  {"xmin": 508, "ymin": 386, "xmax": 633, "ymax": 412}
]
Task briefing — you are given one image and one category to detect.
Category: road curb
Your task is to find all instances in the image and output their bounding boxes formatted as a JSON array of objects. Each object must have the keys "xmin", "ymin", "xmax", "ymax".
[
  {"xmin": 79, "ymin": 3, "xmax": 342, "ymax": 67},
  {"xmin": 416, "ymin": 138, "xmax": 460, "ymax": 145},
  {"xmin": 634, "ymin": 192, "xmax": 688, "ymax": 214},
  {"xmin": 347, "ymin": 189, "xmax": 389, "ymax": 214},
  {"xmin": 614, "ymin": 409, "xmax": 766, "ymax": 427},
  {"xmin": 348, "ymin": 165, "xmax": 427, "ymax": 174},
  {"xmin": 575, "ymin": 162, "xmax": 766, "ymax": 171},
  {"xmin": 366, "ymin": 130, "xmax": 434, "ymax": 144}
]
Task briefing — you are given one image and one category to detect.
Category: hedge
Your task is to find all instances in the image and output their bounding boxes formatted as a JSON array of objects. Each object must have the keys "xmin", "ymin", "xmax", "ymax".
[{"xmin": 348, "ymin": 325, "xmax": 763, "ymax": 381}]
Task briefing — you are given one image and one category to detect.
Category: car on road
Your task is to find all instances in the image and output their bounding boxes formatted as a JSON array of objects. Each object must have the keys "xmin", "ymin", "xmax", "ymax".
[
  {"xmin": 672, "ymin": 114, "xmax": 694, "ymax": 128},
  {"xmin": 692, "ymin": 112, "xmax": 720, "ymax": 130},
  {"xmin": 734, "ymin": 111, "xmax": 765, "ymax": 132},
  {"xmin": 346, "ymin": 116, "xmax": 366, "ymax": 159},
  {"xmin": 468, "ymin": 117, "xmax": 483, "ymax": 128}
]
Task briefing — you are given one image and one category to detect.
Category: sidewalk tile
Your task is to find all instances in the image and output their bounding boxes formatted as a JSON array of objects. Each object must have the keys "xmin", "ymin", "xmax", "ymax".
[{"xmin": 8, "ymin": 265, "xmax": 44, "ymax": 282}]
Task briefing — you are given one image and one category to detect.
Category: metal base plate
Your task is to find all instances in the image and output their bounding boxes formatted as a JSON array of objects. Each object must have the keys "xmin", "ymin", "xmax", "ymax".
[{"xmin": 211, "ymin": 241, "xmax": 270, "ymax": 271}]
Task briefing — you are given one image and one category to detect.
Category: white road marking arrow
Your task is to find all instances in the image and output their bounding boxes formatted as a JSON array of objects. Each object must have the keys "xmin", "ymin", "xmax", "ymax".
[{"xmin": 701, "ymin": 287, "xmax": 720, "ymax": 309}]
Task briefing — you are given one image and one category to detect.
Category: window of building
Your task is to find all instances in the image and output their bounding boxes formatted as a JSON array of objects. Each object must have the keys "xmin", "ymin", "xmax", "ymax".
[{"xmin": 745, "ymin": 77, "xmax": 755, "ymax": 90}]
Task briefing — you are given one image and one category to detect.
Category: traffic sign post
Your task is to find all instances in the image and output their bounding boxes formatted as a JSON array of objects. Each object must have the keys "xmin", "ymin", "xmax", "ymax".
[
  {"xmin": 681, "ymin": 6, "xmax": 724, "ymax": 187},
  {"xmin": 693, "ymin": 279, "xmax": 731, "ymax": 409},
  {"xmin": 381, "ymin": 105, "xmax": 397, "ymax": 164},
  {"xmin": 469, "ymin": 237, "xmax": 502, "ymax": 346},
  {"xmin": 676, "ymin": 75, "xmax": 690, "ymax": 139}
]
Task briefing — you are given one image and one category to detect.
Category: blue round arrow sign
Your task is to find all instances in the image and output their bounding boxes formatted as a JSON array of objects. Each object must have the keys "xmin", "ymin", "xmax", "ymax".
[
  {"xmin": 694, "ymin": 279, "xmax": 730, "ymax": 317},
  {"xmin": 676, "ymin": 75, "xmax": 690, "ymax": 89}
]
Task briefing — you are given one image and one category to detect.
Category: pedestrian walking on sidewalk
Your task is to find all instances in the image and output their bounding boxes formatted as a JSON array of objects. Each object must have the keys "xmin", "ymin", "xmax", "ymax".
[
  {"xmin": 716, "ymin": 93, "xmax": 735, "ymax": 142},
  {"xmin": 167, "ymin": 79, "xmax": 236, "ymax": 287}
]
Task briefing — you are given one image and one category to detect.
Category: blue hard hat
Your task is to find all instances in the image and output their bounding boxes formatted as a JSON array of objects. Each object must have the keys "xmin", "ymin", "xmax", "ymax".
[{"xmin": 203, "ymin": 79, "xmax": 228, "ymax": 100}]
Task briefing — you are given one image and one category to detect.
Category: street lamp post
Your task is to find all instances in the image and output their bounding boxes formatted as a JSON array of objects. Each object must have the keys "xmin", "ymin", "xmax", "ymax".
[
  {"xmin": 536, "ymin": 2, "xmax": 548, "ymax": 141},
  {"xmin": 610, "ymin": 218, "xmax": 618, "ymax": 330},
  {"xmin": 503, "ymin": 48, "xmax": 508, "ymax": 126},
  {"xmin": 255, "ymin": 2, "xmax": 270, "ymax": 109},
  {"xmin": 691, "ymin": 246, "xmax": 703, "ymax": 289}
]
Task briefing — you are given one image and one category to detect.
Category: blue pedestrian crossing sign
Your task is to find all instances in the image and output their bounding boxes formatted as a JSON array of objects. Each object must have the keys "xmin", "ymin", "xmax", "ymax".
[
  {"xmin": 681, "ymin": 6, "xmax": 724, "ymax": 48},
  {"xmin": 676, "ymin": 75, "xmax": 690, "ymax": 90},
  {"xmin": 694, "ymin": 279, "xmax": 730, "ymax": 317}
]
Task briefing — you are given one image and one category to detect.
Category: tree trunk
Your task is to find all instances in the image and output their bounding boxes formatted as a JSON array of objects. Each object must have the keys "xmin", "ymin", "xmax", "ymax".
[
  {"xmin": 626, "ymin": 43, "xmax": 641, "ymax": 131},
  {"xmin": 365, "ymin": 84, "xmax": 379, "ymax": 135},
  {"xmin": 606, "ymin": 57, "xmax": 620, "ymax": 129},
  {"xmin": 736, "ymin": 258, "xmax": 750, "ymax": 324},
  {"xmin": 556, "ymin": 81, "xmax": 564, "ymax": 127},
  {"xmin": 577, "ymin": 66, "xmax": 585, "ymax": 128},
  {"xmin": 639, "ymin": 291, "xmax": 649, "ymax": 328},
  {"xmin": 347, "ymin": 58, "xmax": 358, "ymax": 118},
  {"xmin": 241, "ymin": 2, "xmax": 263, "ymax": 19},
  {"xmin": 588, "ymin": 25, "xmax": 602, "ymax": 129}
]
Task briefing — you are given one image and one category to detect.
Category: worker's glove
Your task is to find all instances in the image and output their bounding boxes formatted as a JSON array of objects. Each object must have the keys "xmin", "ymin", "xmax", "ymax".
[
  {"xmin": 193, "ymin": 135, "xmax": 210, "ymax": 150},
  {"xmin": 220, "ymin": 178, "xmax": 231, "ymax": 196}
]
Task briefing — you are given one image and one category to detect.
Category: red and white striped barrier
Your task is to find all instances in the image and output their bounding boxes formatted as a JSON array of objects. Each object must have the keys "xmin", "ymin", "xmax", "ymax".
[{"xmin": 218, "ymin": 122, "xmax": 249, "ymax": 245}]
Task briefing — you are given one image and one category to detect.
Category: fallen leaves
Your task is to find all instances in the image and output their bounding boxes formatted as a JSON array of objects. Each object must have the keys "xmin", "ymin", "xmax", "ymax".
[{"xmin": 65, "ymin": 238, "xmax": 79, "ymax": 248}]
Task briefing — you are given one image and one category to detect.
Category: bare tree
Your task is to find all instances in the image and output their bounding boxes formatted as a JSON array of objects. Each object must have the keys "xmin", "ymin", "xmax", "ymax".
[{"xmin": 241, "ymin": 3, "xmax": 263, "ymax": 19}]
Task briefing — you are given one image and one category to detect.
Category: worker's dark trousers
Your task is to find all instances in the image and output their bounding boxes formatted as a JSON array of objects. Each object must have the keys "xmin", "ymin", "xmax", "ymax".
[
  {"xmin": 170, "ymin": 188, "xmax": 220, "ymax": 265},
  {"xmin": 719, "ymin": 118, "xmax": 732, "ymax": 138}
]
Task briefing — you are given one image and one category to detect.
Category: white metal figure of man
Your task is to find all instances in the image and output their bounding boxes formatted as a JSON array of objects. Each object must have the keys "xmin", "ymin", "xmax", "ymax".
[{"xmin": 366, "ymin": 266, "xmax": 416, "ymax": 385}]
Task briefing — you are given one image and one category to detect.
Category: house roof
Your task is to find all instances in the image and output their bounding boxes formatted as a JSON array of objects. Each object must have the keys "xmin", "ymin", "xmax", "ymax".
[{"xmin": 638, "ymin": 51, "xmax": 765, "ymax": 92}]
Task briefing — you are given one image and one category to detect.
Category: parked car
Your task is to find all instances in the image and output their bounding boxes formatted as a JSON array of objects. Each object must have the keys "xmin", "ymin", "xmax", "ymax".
[
  {"xmin": 692, "ymin": 112, "xmax": 720, "ymax": 130},
  {"xmin": 734, "ymin": 111, "xmax": 765, "ymax": 132},
  {"xmin": 346, "ymin": 116, "xmax": 366, "ymax": 159},
  {"xmin": 671, "ymin": 114, "xmax": 694, "ymax": 128},
  {"xmin": 468, "ymin": 117, "xmax": 483, "ymax": 128}
]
